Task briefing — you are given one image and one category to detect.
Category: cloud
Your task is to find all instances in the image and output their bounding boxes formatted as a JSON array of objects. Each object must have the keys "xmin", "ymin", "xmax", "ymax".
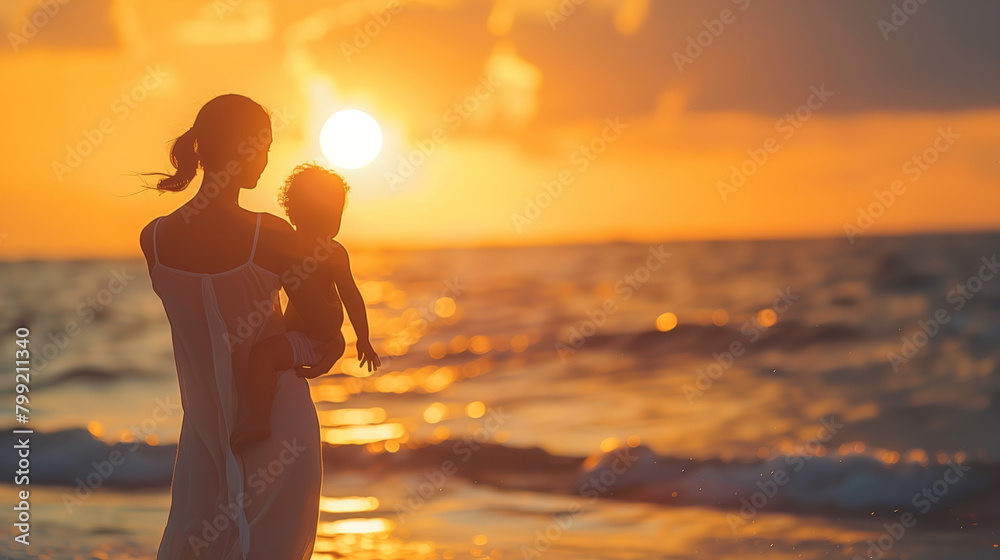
[
  {"xmin": 1, "ymin": 0, "xmax": 119, "ymax": 53},
  {"xmin": 482, "ymin": 41, "xmax": 543, "ymax": 128},
  {"xmin": 174, "ymin": 0, "xmax": 273, "ymax": 45},
  {"xmin": 480, "ymin": 0, "xmax": 652, "ymax": 36},
  {"xmin": 498, "ymin": 0, "xmax": 1000, "ymax": 124}
]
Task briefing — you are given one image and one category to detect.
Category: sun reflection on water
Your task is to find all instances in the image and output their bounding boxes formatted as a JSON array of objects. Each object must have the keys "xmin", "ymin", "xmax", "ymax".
[
  {"xmin": 301, "ymin": 270, "xmax": 985, "ymax": 559},
  {"xmin": 303, "ymin": 275, "xmax": 544, "ymax": 557}
]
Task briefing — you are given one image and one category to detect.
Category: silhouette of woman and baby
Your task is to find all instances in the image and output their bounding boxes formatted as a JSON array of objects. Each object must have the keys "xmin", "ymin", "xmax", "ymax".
[{"xmin": 141, "ymin": 94, "xmax": 379, "ymax": 559}]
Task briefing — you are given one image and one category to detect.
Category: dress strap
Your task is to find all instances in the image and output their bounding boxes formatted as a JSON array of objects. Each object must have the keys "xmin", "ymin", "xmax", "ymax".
[
  {"xmin": 151, "ymin": 217, "xmax": 162, "ymax": 265},
  {"xmin": 248, "ymin": 214, "xmax": 262, "ymax": 262}
]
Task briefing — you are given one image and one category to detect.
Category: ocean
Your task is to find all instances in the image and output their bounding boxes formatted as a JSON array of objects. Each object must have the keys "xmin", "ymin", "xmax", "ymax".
[{"xmin": 1, "ymin": 235, "xmax": 998, "ymax": 559}]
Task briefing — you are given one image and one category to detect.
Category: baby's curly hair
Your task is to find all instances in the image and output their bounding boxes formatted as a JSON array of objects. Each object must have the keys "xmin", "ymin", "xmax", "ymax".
[{"xmin": 278, "ymin": 162, "xmax": 350, "ymax": 226}]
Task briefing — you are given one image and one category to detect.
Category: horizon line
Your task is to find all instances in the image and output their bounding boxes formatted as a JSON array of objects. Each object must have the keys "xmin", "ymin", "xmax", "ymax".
[{"xmin": 2, "ymin": 227, "xmax": 998, "ymax": 262}]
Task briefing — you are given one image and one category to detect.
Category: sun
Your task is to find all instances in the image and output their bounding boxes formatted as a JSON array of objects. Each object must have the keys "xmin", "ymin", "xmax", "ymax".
[{"xmin": 319, "ymin": 110, "xmax": 383, "ymax": 169}]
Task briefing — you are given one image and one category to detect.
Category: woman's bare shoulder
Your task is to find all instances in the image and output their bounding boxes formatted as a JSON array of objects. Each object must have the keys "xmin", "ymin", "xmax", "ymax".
[
  {"xmin": 255, "ymin": 212, "xmax": 302, "ymax": 268},
  {"xmin": 139, "ymin": 216, "xmax": 164, "ymax": 252},
  {"xmin": 138, "ymin": 217, "xmax": 164, "ymax": 272},
  {"xmin": 257, "ymin": 211, "xmax": 293, "ymax": 230},
  {"xmin": 257, "ymin": 212, "xmax": 295, "ymax": 242}
]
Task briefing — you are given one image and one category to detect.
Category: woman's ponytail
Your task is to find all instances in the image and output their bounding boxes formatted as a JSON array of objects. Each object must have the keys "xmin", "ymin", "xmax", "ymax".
[{"xmin": 156, "ymin": 127, "xmax": 199, "ymax": 192}]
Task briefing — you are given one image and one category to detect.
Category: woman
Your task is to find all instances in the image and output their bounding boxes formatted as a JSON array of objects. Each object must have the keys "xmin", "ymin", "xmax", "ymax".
[{"xmin": 139, "ymin": 94, "xmax": 339, "ymax": 560}]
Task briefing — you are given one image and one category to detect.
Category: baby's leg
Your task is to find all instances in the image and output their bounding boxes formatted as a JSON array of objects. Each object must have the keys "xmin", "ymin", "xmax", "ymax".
[
  {"xmin": 231, "ymin": 334, "xmax": 294, "ymax": 453},
  {"xmin": 298, "ymin": 331, "xmax": 346, "ymax": 377}
]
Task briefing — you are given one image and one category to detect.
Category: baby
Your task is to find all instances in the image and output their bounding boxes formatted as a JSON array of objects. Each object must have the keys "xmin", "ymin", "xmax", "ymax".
[{"xmin": 231, "ymin": 163, "xmax": 380, "ymax": 452}]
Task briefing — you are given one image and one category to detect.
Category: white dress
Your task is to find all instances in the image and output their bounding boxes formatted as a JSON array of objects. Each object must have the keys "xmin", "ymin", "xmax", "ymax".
[{"xmin": 150, "ymin": 214, "xmax": 321, "ymax": 560}]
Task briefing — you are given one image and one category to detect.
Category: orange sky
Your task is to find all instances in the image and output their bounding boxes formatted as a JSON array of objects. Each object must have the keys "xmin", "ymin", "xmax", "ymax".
[{"xmin": 1, "ymin": 0, "xmax": 998, "ymax": 258}]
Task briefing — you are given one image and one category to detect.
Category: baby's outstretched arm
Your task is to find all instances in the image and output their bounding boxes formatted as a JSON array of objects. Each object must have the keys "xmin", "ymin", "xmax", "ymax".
[{"xmin": 330, "ymin": 241, "xmax": 381, "ymax": 372}]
